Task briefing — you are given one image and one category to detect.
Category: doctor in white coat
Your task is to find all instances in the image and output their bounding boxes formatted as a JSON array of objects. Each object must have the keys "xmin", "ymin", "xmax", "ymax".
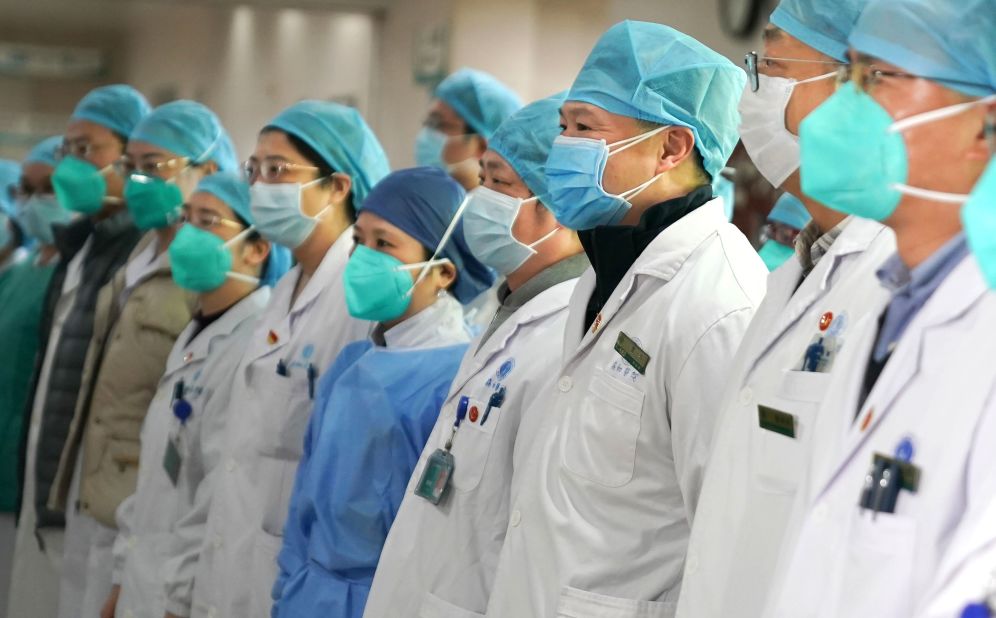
[
  {"xmin": 762, "ymin": 1, "xmax": 996, "ymax": 615},
  {"xmin": 160, "ymin": 101, "xmax": 390, "ymax": 618},
  {"xmin": 363, "ymin": 93, "xmax": 590, "ymax": 618},
  {"xmin": 676, "ymin": 2, "xmax": 899, "ymax": 615},
  {"xmin": 98, "ymin": 174, "xmax": 288, "ymax": 618},
  {"xmin": 484, "ymin": 21, "xmax": 767, "ymax": 618}
]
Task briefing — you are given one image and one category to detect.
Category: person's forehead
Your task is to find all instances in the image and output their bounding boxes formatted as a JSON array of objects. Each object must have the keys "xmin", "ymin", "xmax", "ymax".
[
  {"xmin": 125, "ymin": 139, "xmax": 178, "ymax": 161},
  {"xmin": 356, "ymin": 209, "xmax": 404, "ymax": 236},
  {"xmin": 21, "ymin": 162, "xmax": 54, "ymax": 185},
  {"xmin": 188, "ymin": 191, "xmax": 231, "ymax": 216},
  {"xmin": 763, "ymin": 25, "xmax": 829, "ymax": 60},
  {"xmin": 253, "ymin": 130, "xmax": 307, "ymax": 163},
  {"xmin": 64, "ymin": 119, "xmax": 115, "ymax": 142},
  {"xmin": 481, "ymin": 150, "xmax": 515, "ymax": 174},
  {"xmin": 562, "ymin": 101, "xmax": 635, "ymax": 126},
  {"xmin": 430, "ymin": 99, "xmax": 464, "ymax": 125}
]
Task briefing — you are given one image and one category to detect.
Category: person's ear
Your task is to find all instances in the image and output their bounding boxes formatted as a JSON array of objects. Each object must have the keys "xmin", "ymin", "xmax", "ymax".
[
  {"xmin": 968, "ymin": 105, "xmax": 996, "ymax": 161},
  {"xmin": 241, "ymin": 237, "xmax": 271, "ymax": 274},
  {"xmin": 435, "ymin": 261, "xmax": 457, "ymax": 292},
  {"xmin": 327, "ymin": 173, "xmax": 353, "ymax": 205},
  {"xmin": 655, "ymin": 127, "xmax": 696, "ymax": 175},
  {"xmin": 472, "ymin": 135, "xmax": 488, "ymax": 158}
]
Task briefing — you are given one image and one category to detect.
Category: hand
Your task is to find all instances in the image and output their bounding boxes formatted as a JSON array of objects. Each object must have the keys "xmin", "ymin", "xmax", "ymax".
[{"xmin": 100, "ymin": 585, "xmax": 121, "ymax": 618}]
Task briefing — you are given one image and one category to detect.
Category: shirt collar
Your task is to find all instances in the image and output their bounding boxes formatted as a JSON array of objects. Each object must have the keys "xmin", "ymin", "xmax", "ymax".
[
  {"xmin": 372, "ymin": 293, "xmax": 469, "ymax": 349},
  {"xmin": 876, "ymin": 232, "xmax": 970, "ymax": 295}
]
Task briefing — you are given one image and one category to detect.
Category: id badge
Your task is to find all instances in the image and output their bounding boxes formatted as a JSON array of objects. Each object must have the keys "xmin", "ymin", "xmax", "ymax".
[
  {"xmin": 163, "ymin": 436, "xmax": 183, "ymax": 487},
  {"xmin": 414, "ymin": 448, "xmax": 455, "ymax": 505}
]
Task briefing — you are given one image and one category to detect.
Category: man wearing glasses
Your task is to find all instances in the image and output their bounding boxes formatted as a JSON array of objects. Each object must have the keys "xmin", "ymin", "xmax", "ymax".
[
  {"xmin": 676, "ymin": 0, "xmax": 897, "ymax": 616},
  {"xmin": 9, "ymin": 84, "xmax": 149, "ymax": 618}
]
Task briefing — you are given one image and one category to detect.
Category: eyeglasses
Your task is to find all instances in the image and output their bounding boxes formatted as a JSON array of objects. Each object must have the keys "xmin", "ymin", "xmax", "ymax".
[
  {"xmin": 744, "ymin": 51, "xmax": 846, "ymax": 92},
  {"xmin": 179, "ymin": 205, "xmax": 245, "ymax": 231},
  {"xmin": 834, "ymin": 61, "xmax": 992, "ymax": 94},
  {"xmin": 114, "ymin": 156, "xmax": 190, "ymax": 179},
  {"xmin": 242, "ymin": 159, "xmax": 320, "ymax": 183},
  {"xmin": 57, "ymin": 139, "xmax": 119, "ymax": 161}
]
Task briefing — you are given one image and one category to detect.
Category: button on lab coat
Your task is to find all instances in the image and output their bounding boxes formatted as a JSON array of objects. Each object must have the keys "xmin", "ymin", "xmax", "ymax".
[
  {"xmin": 181, "ymin": 229, "xmax": 369, "ymax": 618},
  {"xmin": 764, "ymin": 253, "xmax": 996, "ymax": 618},
  {"xmin": 485, "ymin": 199, "xmax": 767, "ymax": 618},
  {"xmin": 677, "ymin": 217, "xmax": 895, "ymax": 618},
  {"xmin": 363, "ymin": 276, "xmax": 582, "ymax": 618},
  {"xmin": 112, "ymin": 287, "xmax": 270, "ymax": 618}
]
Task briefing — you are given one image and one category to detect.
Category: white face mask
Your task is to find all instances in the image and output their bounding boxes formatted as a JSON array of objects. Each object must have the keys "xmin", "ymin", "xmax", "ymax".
[{"xmin": 738, "ymin": 72, "xmax": 836, "ymax": 188}]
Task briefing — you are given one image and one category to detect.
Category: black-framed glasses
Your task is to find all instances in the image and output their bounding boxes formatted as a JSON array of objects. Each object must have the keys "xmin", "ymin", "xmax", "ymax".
[
  {"xmin": 835, "ymin": 61, "xmax": 993, "ymax": 94},
  {"xmin": 744, "ymin": 51, "xmax": 846, "ymax": 92}
]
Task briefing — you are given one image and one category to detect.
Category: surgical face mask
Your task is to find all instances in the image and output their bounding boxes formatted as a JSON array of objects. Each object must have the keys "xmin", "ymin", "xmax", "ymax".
[
  {"xmin": 800, "ymin": 83, "xmax": 996, "ymax": 221},
  {"xmin": 249, "ymin": 178, "xmax": 330, "ymax": 250},
  {"xmin": 544, "ymin": 125, "xmax": 668, "ymax": 230},
  {"xmin": 464, "ymin": 185, "xmax": 558, "ymax": 276},
  {"xmin": 52, "ymin": 157, "xmax": 119, "ymax": 215},
  {"xmin": 169, "ymin": 224, "xmax": 259, "ymax": 292},
  {"xmin": 415, "ymin": 127, "xmax": 448, "ymax": 169},
  {"xmin": 962, "ymin": 157, "xmax": 996, "ymax": 290},
  {"xmin": 758, "ymin": 239, "xmax": 796, "ymax": 271},
  {"xmin": 738, "ymin": 72, "xmax": 835, "ymax": 188},
  {"xmin": 343, "ymin": 244, "xmax": 452, "ymax": 322},
  {"xmin": 17, "ymin": 194, "xmax": 74, "ymax": 245},
  {"xmin": 123, "ymin": 169, "xmax": 191, "ymax": 231}
]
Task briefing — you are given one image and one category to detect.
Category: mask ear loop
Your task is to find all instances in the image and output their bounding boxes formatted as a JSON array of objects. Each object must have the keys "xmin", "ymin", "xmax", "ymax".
[
  {"xmin": 509, "ymin": 195, "xmax": 559, "ymax": 253},
  {"xmin": 98, "ymin": 164, "xmax": 124, "ymax": 205},
  {"xmin": 223, "ymin": 226, "xmax": 262, "ymax": 285},
  {"xmin": 300, "ymin": 175, "xmax": 334, "ymax": 221},
  {"xmin": 405, "ymin": 194, "xmax": 472, "ymax": 297},
  {"xmin": 607, "ymin": 125, "xmax": 668, "ymax": 157}
]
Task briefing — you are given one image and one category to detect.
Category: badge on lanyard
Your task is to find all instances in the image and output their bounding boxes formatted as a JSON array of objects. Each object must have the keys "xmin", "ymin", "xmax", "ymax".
[
  {"xmin": 163, "ymin": 380, "xmax": 192, "ymax": 487},
  {"xmin": 415, "ymin": 396, "xmax": 469, "ymax": 505}
]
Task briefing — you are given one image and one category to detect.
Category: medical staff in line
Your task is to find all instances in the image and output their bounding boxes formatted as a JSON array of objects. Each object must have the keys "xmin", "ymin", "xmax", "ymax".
[
  {"xmin": 9, "ymin": 85, "xmax": 149, "ymax": 618},
  {"xmin": 757, "ymin": 192, "xmax": 811, "ymax": 271},
  {"xmin": 180, "ymin": 101, "xmax": 389, "ymax": 618},
  {"xmin": 485, "ymin": 21, "xmax": 767, "ymax": 618},
  {"xmin": 53, "ymin": 99, "xmax": 236, "ymax": 618},
  {"xmin": 761, "ymin": 0, "xmax": 996, "ymax": 615},
  {"xmin": 0, "ymin": 138, "xmax": 70, "ymax": 610},
  {"xmin": 272, "ymin": 167, "xmax": 493, "ymax": 617},
  {"xmin": 676, "ymin": 1, "xmax": 903, "ymax": 613},
  {"xmin": 98, "ymin": 173, "xmax": 288, "ymax": 618},
  {"xmin": 365, "ymin": 93, "xmax": 591, "ymax": 618},
  {"xmin": 416, "ymin": 68, "xmax": 523, "ymax": 192}
]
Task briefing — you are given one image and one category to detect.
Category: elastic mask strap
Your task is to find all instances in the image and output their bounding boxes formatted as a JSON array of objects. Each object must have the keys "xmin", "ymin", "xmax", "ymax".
[
  {"xmin": 795, "ymin": 71, "xmax": 837, "ymax": 86},
  {"xmin": 619, "ymin": 172, "xmax": 665, "ymax": 201},
  {"xmin": 224, "ymin": 226, "xmax": 261, "ymax": 285},
  {"xmin": 223, "ymin": 226, "xmax": 255, "ymax": 248},
  {"xmin": 527, "ymin": 225, "xmax": 560, "ymax": 250},
  {"xmin": 892, "ymin": 183, "xmax": 968, "ymax": 204},
  {"xmin": 608, "ymin": 125, "xmax": 668, "ymax": 157},
  {"xmin": 411, "ymin": 194, "xmax": 471, "ymax": 290},
  {"xmin": 890, "ymin": 94, "xmax": 996, "ymax": 134},
  {"xmin": 396, "ymin": 257, "xmax": 453, "ymax": 272},
  {"xmin": 301, "ymin": 175, "xmax": 333, "ymax": 221}
]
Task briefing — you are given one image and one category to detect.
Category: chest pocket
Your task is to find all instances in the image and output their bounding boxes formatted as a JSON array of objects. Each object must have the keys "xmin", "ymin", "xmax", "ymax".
[
  {"xmin": 751, "ymin": 369, "xmax": 829, "ymax": 494},
  {"xmin": 562, "ymin": 368, "xmax": 645, "ymax": 488},
  {"xmin": 255, "ymin": 372, "xmax": 314, "ymax": 461},
  {"xmin": 835, "ymin": 510, "xmax": 916, "ymax": 618},
  {"xmin": 557, "ymin": 586, "xmax": 675, "ymax": 618},
  {"xmin": 449, "ymin": 396, "xmax": 497, "ymax": 493}
]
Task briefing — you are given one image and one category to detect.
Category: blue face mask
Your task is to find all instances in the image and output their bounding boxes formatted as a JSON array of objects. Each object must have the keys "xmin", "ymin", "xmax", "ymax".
[
  {"xmin": 544, "ymin": 126, "xmax": 667, "ymax": 230},
  {"xmin": 800, "ymin": 83, "xmax": 996, "ymax": 221},
  {"xmin": 758, "ymin": 239, "xmax": 795, "ymax": 271},
  {"xmin": 249, "ymin": 178, "xmax": 329, "ymax": 250},
  {"xmin": 962, "ymin": 157, "xmax": 996, "ymax": 290},
  {"xmin": 415, "ymin": 127, "xmax": 448, "ymax": 170},
  {"xmin": 17, "ymin": 194, "xmax": 74, "ymax": 245},
  {"xmin": 463, "ymin": 186, "xmax": 559, "ymax": 276}
]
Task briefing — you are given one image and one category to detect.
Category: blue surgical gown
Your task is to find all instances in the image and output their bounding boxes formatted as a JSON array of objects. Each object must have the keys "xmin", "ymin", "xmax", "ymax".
[{"xmin": 271, "ymin": 339, "xmax": 469, "ymax": 618}]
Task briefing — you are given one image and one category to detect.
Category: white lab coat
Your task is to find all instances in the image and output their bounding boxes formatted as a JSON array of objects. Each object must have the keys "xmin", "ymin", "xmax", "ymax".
[
  {"xmin": 485, "ymin": 199, "xmax": 767, "ymax": 618},
  {"xmin": 110, "ymin": 287, "xmax": 270, "ymax": 618},
  {"xmin": 676, "ymin": 217, "xmax": 895, "ymax": 618},
  {"xmin": 363, "ymin": 275, "xmax": 582, "ymax": 618},
  {"xmin": 764, "ymin": 252, "xmax": 996, "ymax": 618},
  {"xmin": 178, "ymin": 229, "xmax": 369, "ymax": 618}
]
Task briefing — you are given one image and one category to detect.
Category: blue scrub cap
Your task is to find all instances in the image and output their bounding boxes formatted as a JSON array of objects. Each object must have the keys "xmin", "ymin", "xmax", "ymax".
[
  {"xmin": 25, "ymin": 136, "xmax": 62, "ymax": 168},
  {"xmin": 0, "ymin": 160, "xmax": 19, "ymax": 216},
  {"xmin": 488, "ymin": 91, "xmax": 567, "ymax": 208},
  {"xmin": 193, "ymin": 172, "xmax": 290, "ymax": 287},
  {"xmin": 71, "ymin": 84, "xmax": 151, "ymax": 138},
  {"xmin": 849, "ymin": 0, "xmax": 996, "ymax": 98},
  {"xmin": 130, "ymin": 100, "xmax": 238, "ymax": 172},
  {"xmin": 768, "ymin": 192, "xmax": 811, "ymax": 230},
  {"xmin": 713, "ymin": 175, "xmax": 736, "ymax": 221},
  {"xmin": 267, "ymin": 101, "xmax": 390, "ymax": 208},
  {"xmin": 359, "ymin": 167, "xmax": 496, "ymax": 304},
  {"xmin": 567, "ymin": 21, "xmax": 747, "ymax": 181},
  {"xmin": 770, "ymin": 0, "xmax": 870, "ymax": 62},
  {"xmin": 435, "ymin": 68, "xmax": 524, "ymax": 140}
]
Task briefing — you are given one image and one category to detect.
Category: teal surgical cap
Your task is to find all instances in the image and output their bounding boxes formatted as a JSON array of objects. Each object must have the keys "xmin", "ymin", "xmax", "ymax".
[
  {"xmin": 0, "ymin": 160, "xmax": 19, "ymax": 215},
  {"xmin": 25, "ymin": 136, "xmax": 62, "ymax": 168},
  {"xmin": 193, "ymin": 172, "xmax": 291, "ymax": 287},
  {"xmin": 71, "ymin": 84, "xmax": 151, "ymax": 138},
  {"xmin": 771, "ymin": 0, "xmax": 870, "ymax": 61},
  {"xmin": 768, "ymin": 192, "xmax": 811, "ymax": 230},
  {"xmin": 567, "ymin": 20, "xmax": 747, "ymax": 181},
  {"xmin": 435, "ymin": 68, "xmax": 523, "ymax": 140},
  {"xmin": 713, "ymin": 175, "xmax": 736, "ymax": 221},
  {"xmin": 267, "ymin": 101, "xmax": 390, "ymax": 208},
  {"xmin": 130, "ymin": 100, "xmax": 238, "ymax": 172},
  {"xmin": 488, "ymin": 91, "xmax": 567, "ymax": 207},
  {"xmin": 849, "ymin": 0, "xmax": 996, "ymax": 97}
]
